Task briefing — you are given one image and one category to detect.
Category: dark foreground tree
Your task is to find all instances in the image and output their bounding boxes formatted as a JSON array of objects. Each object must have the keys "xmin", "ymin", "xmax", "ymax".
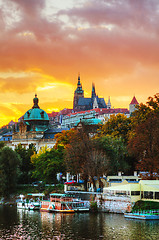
[
  {"xmin": 64, "ymin": 130, "xmax": 110, "ymax": 191},
  {"xmin": 15, "ymin": 143, "xmax": 35, "ymax": 184},
  {"xmin": 128, "ymin": 94, "xmax": 159, "ymax": 179},
  {"xmin": 0, "ymin": 147, "xmax": 21, "ymax": 198}
]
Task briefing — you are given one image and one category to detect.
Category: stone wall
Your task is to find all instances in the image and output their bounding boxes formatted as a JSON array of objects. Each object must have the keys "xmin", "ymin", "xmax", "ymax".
[{"xmin": 96, "ymin": 195, "xmax": 132, "ymax": 213}]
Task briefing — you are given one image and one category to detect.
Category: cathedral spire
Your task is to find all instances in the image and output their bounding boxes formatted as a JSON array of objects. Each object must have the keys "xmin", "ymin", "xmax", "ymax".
[
  {"xmin": 78, "ymin": 73, "xmax": 81, "ymax": 85},
  {"xmin": 91, "ymin": 83, "xmax": 96, "ymax": 99}
]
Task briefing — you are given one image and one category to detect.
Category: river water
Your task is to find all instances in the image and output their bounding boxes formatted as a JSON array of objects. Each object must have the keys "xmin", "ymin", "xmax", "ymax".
[{"xmin": 0, "ymin": 205, "xmax": 159, "ymax": 240}]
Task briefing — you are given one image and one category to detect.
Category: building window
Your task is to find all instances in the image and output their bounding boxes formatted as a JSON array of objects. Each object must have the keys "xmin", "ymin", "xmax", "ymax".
[
  {"xmin": 131, "ymin": 191, "xmax": 140, "ymax": 196},
  {"xmin": 144, "ymin": 191, "xmax": 153, "ymax": 199},
  {"xmin": 155, "ymin": 192, "xmax": 159, "ymax": 199}
]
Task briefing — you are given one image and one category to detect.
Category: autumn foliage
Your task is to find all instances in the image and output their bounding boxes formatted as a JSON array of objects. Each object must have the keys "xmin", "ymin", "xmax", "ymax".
[{"xmin": 128, "ymin": 94, "xmax": 159, "ymax": 179}]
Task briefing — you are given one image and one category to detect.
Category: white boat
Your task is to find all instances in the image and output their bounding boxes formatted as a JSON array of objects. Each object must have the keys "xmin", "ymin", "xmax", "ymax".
[{"xmin": 17, "ymin": 193, "xmax": 44, "ymax": 210}]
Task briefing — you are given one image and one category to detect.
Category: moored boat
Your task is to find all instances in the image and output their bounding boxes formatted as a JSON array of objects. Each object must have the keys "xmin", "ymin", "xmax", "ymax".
[
  {"xmin": 124, "ymin": 211, "xmax": 159, "ymax": 220},
  {"xmin": 17, "ymin": 193, "xmax": 44, "ymax": 210},
  {"xmin": 40, "ymin": 193, "xmax": 89, "ymax": 213}
]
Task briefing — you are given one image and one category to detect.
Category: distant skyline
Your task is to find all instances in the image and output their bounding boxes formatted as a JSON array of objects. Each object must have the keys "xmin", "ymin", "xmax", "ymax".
[{"xmin": 0, "ymin": 0, "xmax": 158, "ymax": 126}]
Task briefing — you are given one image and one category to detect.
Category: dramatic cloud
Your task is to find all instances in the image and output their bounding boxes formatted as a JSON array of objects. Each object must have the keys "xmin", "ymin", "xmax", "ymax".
[{"xmin": 0, "ymin": 0, "xmax": 158, "ymax": 126}]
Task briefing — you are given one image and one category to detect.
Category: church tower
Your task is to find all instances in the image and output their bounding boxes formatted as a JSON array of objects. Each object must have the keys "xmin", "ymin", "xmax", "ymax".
[
  {"xmin": 73, "ymin": 74, "xmax": 84, "ymax": 111},
  {"xmin": 129, "ymin": 96, "xmax": 139, "ymax": 115}
]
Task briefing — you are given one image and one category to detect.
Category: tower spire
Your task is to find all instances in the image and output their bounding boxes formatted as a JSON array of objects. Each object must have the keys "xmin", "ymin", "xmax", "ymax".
[
  {"xmin": 91, "ymin": 83, "xmax": 96, "ymax": 99},
  {"xmin": 78, "ymin": 73, "xmax": 81, "ymax": 85},
  {"xmin": 73, "ymin": 74, "xmax": 84, "ymax": 110},
  {"xmin": 107, "ymin": 96, "xmax": 111, "ymax": 109}
]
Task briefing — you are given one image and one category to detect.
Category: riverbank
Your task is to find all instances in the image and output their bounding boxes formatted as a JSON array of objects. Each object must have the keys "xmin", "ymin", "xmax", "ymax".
[{"xmin": 0, "ymin": 183, "xmax": 64, "ymax": 205}]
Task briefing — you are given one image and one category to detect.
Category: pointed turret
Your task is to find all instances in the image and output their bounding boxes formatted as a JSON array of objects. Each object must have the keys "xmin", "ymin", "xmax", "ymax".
[
  {"xmin": 130, "ymin": 96, "xmax": 139, "ymax": 105},
  {"xmin": 107, "ymin": 96, "xmax": 111, "ymax": 109},
  {"xmin": 129, "ymin": 96, "xmax": 139, "ymax": 115}
]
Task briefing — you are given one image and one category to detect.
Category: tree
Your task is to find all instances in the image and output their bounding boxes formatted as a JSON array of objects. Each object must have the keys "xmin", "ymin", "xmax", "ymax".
[
  {"xmin": 15, "ymin": 143, "xmax": 35, "ymax": 184},
  {"xmin": 97, "ymin": 114, "xmax": 132, "ymax": 143},
  {"xmin": 94, "ymin": 135, "xmax": 130, "ymax": 175},
  {"xmin": 128, "ymin": 94, "xmax": 159, "ymax": 179},
  {"xmin": 31, "ymin": 146, "xmax": 65, "ymax": 183},
  {"xmin": 0, "ymin": 142, "xmax": 5, "ymax": 150},
  {"xmin": 0, "ymin": 147, "xmax": 21, "ymax": 198},
  {"xmin": 54, "ymin": 129, "xmax": 76, "ymax": 149},
  {"xmin": 64, "ymin": 129, "xmax": 110, "ymax": 191}
]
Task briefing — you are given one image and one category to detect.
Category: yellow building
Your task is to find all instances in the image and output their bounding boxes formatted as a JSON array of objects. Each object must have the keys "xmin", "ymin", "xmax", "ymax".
[
  {"xmin": 103, "ymin": 180, "xmax": 159, "ymax": 203},
  {"xmin": 96, "ymin": 180, "xmax": 159, "ymax": 213}
]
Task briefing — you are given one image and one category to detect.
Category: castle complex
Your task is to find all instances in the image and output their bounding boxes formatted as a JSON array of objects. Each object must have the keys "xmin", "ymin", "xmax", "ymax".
[
  {"xmin": 61, "ymin": 75, "xmax": 139, "ymax": 128},
  {"xmin": 0, "ymin": 74, "xmax": 139, "ymax": 148}
]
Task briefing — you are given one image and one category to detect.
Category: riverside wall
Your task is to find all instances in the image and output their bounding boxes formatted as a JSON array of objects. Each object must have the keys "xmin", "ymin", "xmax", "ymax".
[
  {"xmin": 66, "ymin": 191, "xmax": 132, "ymax": 213},
  {"xmin": 96, "ymin": 195, "xmax": 132, "ymax": 213}
]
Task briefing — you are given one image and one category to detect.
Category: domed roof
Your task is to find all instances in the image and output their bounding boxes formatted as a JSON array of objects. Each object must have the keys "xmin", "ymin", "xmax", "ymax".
[
  {"xmin": 24, "ymin": 108, "xmax": 49, "ymax": 121},
  {"xmin": 24, "ymin": 94, "xmax": 49, "ymax": 121}
]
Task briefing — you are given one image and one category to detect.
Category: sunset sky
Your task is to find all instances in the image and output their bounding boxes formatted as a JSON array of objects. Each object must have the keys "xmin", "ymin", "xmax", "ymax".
[{"xmin": 0, "ymin": 0, "xmax": 158, "ymax": 127}]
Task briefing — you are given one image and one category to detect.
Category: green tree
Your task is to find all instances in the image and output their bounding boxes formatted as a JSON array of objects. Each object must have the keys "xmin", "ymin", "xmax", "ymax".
[
  {"xmin": 31, "ymin": 146, "xmax": 65, "ymax": 183},
  {"xmin": 0, "ymin": 147, "xmax": 21, "ymax": 198},
  {"xmin": 94, "ymin": 135, "xmax": 129, "ymax": 175},
  {"xmin": 15, "ymin": 143, "xmax": 35, "ymax": 184},
  {"xmin": 0, "ymin": 142, "xmax": 5, "ymax": 150},
  {"xmin": 96, "ymin": 114, "xmax": 136, "ymax": 173}
]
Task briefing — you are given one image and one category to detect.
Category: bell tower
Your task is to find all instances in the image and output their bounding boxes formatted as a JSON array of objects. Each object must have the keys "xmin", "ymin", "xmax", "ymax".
[{"xmin": 73, "ymin": 74, "xmax": 84, "ymax": 111}]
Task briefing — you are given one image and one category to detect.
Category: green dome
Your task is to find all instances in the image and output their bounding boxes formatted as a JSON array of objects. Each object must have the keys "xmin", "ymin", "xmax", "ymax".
[
  {"xmin": 23, "ymin": 94, "xmax": 49, "ymax": 132},
  {"xmin": 24, "ymin": 108, "xmax": 49, "ymax": 121}
]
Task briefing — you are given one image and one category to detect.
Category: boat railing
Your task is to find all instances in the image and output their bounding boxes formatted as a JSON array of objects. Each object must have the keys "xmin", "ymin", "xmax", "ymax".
[
  {"xmin": 132, "ymin": 209, "xmax": 159, "ymax": 215},
  {"xmin": 50, "ymin": 197, "xmax": 74, "ymax": 202}
]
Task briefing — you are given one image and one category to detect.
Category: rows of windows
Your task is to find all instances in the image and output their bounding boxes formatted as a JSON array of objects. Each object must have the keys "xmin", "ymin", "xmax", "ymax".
[{"xmin": 143, "ymin": 191, "xmax": 159, "ymax": 199}]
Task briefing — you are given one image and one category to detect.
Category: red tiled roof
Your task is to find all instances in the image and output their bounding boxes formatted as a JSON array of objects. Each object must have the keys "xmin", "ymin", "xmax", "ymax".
[
  {"xmin": 66, "ymin": 108, "xmax": 129, "ymax": 117},
  {"xmin": 47, "ymin": 112, "xmax": 58, "ymax": 117},
  {"xmin": 59, "ymin": 108, "xmax": 73, "ymax": 115},
  {"xmin": 130, "ymin": 96, "xmax": 139, "ymax": 105}
]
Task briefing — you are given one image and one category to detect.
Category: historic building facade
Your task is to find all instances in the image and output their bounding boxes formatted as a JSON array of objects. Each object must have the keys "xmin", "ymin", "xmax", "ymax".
[
  {"xmin": 62, "ymin": 95, "xmax": 138, "ymax": 129},
  {"xmin": 7, "ymin": 95, "xmax": 67, "ymax": 151}
]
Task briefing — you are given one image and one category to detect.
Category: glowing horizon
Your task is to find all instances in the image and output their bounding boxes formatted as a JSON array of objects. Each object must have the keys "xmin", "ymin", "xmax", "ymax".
[{"xmin": 0, "ymin": 0, "xmax": 158, "ymax": 127}]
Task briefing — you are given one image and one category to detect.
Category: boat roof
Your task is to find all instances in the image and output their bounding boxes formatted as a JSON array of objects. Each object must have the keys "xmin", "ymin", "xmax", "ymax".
[
  {"xmin": 50, "ymin": 193, "xmax": 74, "ymax": 197},
  {"xmin": 50, "ymin": 193, "xmax": 67, "ymax": 197},
  {"xmin": 27, "ymin": 193, "xmax": 45, "ymax": 197}
]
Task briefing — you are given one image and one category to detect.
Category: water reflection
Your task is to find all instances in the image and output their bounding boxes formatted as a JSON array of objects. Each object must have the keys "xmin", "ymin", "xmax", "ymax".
[{"xmin": 0, "ymin": 205, "xmax": 159, "ymax": 239}]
